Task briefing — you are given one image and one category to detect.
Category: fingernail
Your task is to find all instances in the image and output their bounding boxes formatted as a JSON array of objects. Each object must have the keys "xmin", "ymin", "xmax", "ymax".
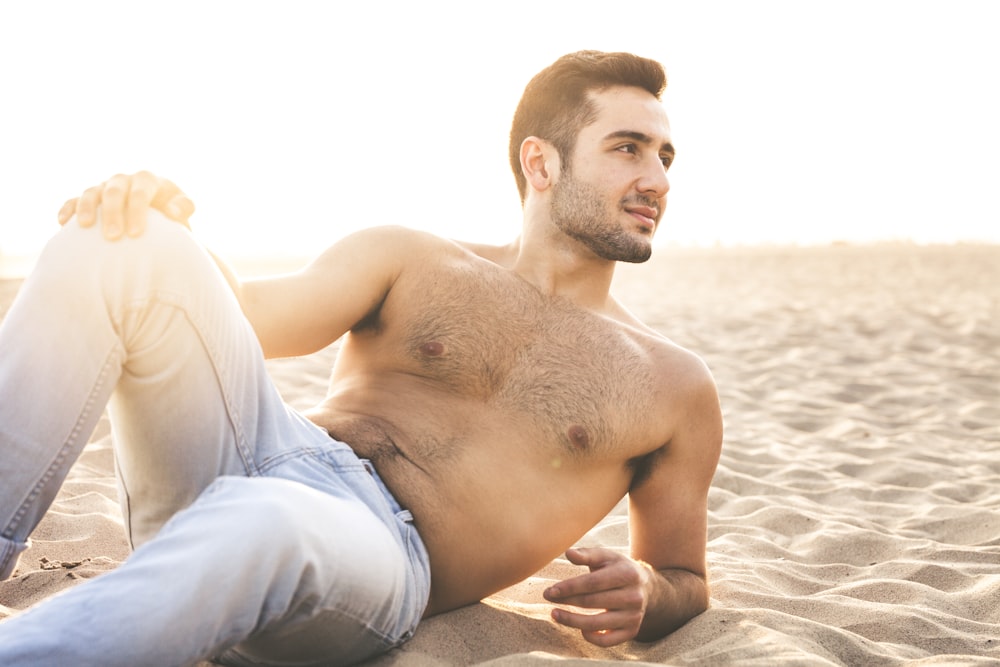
[{"xmin": 106, "ymin": 224, "xmax": 120, "ymax": 237}]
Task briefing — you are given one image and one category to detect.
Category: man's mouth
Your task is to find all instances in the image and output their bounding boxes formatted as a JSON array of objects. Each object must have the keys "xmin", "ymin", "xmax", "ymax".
[{"xmin": 624, "ymin": 204, "xmax": 659, "ymax": 229}]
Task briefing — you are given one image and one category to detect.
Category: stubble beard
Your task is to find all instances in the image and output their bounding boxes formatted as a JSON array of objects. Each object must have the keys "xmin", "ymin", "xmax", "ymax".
[{"xmin": 550, "ymin": 171, "xmax": 654, "ymax": 264}]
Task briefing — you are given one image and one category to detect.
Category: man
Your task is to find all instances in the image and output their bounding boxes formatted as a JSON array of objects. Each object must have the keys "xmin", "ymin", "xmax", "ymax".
[{"xmin": 0, "ymin": 50, "xmax": 722, "ymax": 665}]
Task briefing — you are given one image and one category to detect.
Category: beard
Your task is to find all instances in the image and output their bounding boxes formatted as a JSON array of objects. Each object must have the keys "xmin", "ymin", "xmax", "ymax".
[{"xmin": 549, "ymin": 171, "xmax": 655, "ymax": 264}]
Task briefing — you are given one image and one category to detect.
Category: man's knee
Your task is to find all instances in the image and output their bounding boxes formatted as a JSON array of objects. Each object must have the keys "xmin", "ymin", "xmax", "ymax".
[
  {"xmin": 41, "ymin": 210, "xmax": 215, "ymax": 289},
  {"xmin": 31, "ymin": 210, "xmax": 236, "ymax": 338}
]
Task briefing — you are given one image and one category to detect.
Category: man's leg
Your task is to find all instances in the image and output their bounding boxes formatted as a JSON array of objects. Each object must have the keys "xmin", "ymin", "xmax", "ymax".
[
  {"xmin": 0, "ymin": 213, "xmax": 430, "ymax": 665},
  {"xmin": 0, "ymin": 211, "xmax": 295, "ymax": 570},
  {"xmin": 0, "ymin": 474, "xmax": 430, "ymax": 667}
]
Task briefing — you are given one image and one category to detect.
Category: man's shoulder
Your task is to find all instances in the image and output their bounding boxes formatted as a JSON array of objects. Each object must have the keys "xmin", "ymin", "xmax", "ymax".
[
  {"xmin": 341, "ymin": 225, "xmax": 472, "ymax": 267},
  {"xmin": 349, "ymin": 225, "xmax": 450, "ymax": 251},
  {"xmin": 633, "ymin": 336, "xmax": 721, "ymax": 473},
  {"xmin": 611, "ymin": 301, "xmax": 712, "ymax": 378},
  {"xmin": 620, "ymin": 320, "xmax": 716, "ymax": 407}
]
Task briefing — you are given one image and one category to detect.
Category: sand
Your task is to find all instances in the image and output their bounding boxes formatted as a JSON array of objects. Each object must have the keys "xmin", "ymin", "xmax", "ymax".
[{"xmin": 1, "ymin": 243, "xmax": 997, "ymax": 665}]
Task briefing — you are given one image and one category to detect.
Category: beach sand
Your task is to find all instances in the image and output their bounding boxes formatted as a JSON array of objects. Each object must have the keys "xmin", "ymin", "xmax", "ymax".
[{"xmin": 1, "ymin": 244, "xmax": 997, "ymax": 665}]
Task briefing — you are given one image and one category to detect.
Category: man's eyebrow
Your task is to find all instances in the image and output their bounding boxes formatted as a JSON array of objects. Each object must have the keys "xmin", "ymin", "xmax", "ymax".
[{"xmin": 605, "ymin": 130, "xmax": 675, "ymax": 156}]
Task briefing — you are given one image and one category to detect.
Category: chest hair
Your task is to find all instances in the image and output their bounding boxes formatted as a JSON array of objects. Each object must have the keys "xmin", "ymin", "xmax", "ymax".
[{"xmin": 399, "ymin": 264, "xmax": 655, "ymax": 453}]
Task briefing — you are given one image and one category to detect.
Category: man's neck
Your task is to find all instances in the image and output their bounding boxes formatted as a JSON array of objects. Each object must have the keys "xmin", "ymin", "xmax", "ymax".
[{"xmin": 509, "ymin": 222, "xmax": 618, "ymax": 312}]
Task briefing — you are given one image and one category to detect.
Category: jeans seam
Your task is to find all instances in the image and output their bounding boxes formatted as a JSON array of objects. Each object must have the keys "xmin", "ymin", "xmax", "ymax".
[
  {"xmin": 132, "ymin": 291, "xmax": 261, "ymax": 477},
  {"xmin": 1, "ymin": 341, "xmax": 119, "ymax": 542},
  {"xmin": 256, "ymin": 447, "xmax": 323, "ymax": 475},
  {"xmin": 178, "ymin": 296, "xmax": 259, "ymax": 476}
]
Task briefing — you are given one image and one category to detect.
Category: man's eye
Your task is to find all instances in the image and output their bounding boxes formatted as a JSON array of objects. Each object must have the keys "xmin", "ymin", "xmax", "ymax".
[
  {"xmin": 660, "ymin": 155, "xmax": 673, "ymax": 168},
  {"xmin": 617, "ymin": 144, "xmax": 637, "ymax": 154}
]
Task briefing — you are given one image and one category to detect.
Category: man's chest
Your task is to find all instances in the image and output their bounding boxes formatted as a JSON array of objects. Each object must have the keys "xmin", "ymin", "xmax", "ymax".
[{"xmin": 381, "ymin": 265, "xmax": 660, "ymax": 453}]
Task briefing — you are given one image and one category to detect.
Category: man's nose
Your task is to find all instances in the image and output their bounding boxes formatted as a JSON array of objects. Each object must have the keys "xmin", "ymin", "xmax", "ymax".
[{"xmin": 638, "ymin": 158, "xmax": 670, "ymax": 198}]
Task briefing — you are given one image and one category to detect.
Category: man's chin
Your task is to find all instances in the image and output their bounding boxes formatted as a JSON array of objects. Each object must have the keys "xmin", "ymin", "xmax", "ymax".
[
  {"xmin": 618, "ymin": 249, "xmax": 653, "ymax": 264},
  {"xmin": 618, "ymin": 234, "xmax": 654, "ymax": 263},
  {"xmin": 604, "ymin": 242, "xmax": 652, "ymax": 264}
]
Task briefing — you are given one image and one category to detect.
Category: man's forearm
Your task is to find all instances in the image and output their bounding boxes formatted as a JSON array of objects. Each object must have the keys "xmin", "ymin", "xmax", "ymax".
[{"xmin": 636, "ymin": 567, "xmax": 710, "ymax": 642}]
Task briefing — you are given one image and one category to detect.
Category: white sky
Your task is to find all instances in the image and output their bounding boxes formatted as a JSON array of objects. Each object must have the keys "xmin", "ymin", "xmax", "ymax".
[{"xmin": 1, "ymin": 0, "xmax": 998, "ymax": 266}]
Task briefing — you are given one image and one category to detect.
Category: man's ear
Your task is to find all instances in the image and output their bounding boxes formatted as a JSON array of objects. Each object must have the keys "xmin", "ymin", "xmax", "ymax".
[{"xmin": 520, "ymin": 137, "xmax": 560, "ymax": 194}]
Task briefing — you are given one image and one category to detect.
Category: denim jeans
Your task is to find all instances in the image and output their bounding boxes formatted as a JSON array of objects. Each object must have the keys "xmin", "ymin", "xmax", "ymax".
[{"xmin": 0, "ymin": 213, "xmax": 431, "ymax": 666}]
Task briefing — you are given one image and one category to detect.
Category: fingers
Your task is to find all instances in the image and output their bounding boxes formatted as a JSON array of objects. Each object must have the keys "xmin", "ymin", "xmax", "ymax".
[
  {"xmin": 168, "ymin": 194, "xmax": 196, "ymax": 226},
  {"xmin": 544, "ymin": 549, "xmax": 634, "ymax": 604},
  {"xmin": 150, "ymin": 176, "xmax": 195, "ymax": 228},
  {"xmin": 57, "ymin": 198, "xmax": 78, "ymax": 226},
  {"xmin": 551, "ymin": 607, "xmax": 642, "ymax": 647},
  {"xmin": 100, "ymin": 173, "xmax": 130, "ymax": 240},
  {"xmin": 564, "ymin": 546, "xmax": 619, "ymax": 568},
  {"xmin": 545, "ymin": 548, "xmax": 650, "ymax": 646},
  {"xmin": 60, "ymin": 171, "xmax": 194, "ymax": 239},
  {"xmin": 75, "ymin": 184, "xmax": 106, "ymax": 228},
  {"xmin": 548, "ymin": 582, "xmax": 645, "ymax": 615},
  {"xmin": 124, "ymin": 170, "xmax": 161, "ymax": 238}
]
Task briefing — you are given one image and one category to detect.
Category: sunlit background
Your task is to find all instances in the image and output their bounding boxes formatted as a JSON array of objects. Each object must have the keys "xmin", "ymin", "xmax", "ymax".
[{"xmin": 1, "ymin": 0, "xmax": 998, "ymax": 276}]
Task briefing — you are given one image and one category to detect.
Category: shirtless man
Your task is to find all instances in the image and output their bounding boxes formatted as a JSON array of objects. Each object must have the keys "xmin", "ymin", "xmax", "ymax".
[{"xmin": 0, "ymin": 51, "xmax": 722, "ymax": 665}]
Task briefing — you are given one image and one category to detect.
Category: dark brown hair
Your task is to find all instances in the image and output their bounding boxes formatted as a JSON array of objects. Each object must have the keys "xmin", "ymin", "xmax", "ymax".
[{"xmin": 508, "ymin": 50, "xmax": 667, "ymax": 202}]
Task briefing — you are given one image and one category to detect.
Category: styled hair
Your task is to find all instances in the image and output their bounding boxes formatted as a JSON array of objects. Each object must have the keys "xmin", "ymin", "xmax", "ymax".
[{"xmin": 508, "ymin": 50, "xmax": 667, "ymax": 203}]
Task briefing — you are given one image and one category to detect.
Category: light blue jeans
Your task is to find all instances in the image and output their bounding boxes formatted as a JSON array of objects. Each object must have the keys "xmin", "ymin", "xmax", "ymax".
[{"xmin": 0, "ymin": 213, "xmax": 431, "ymax": 666}]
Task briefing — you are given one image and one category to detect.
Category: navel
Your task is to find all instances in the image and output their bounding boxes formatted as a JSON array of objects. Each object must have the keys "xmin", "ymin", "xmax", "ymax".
[
  {"xmin": 419, "ymin": 341, "xmax": 445, "ymax": 357},
  {"xmin": 568, "ymin": 424, "xmax": 591, "ymax": 451}
]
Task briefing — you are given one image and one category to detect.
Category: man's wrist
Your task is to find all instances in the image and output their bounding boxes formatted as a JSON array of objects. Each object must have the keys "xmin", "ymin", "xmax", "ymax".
[{"xmin": 636, "ymin": 566, "xmax": 709, "ymax": 642}]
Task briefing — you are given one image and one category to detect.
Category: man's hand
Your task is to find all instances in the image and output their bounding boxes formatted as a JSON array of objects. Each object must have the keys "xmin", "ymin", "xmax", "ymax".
[
  {"xmin": 57, "ymin": 171, "xmax": 195, "ymax": 240},
  {"xmin": 543, "ymin": 547, "xmax": 653, "ymax": 647}
]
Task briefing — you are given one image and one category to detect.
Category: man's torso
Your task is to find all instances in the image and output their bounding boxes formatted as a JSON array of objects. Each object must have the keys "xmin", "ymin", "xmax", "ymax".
[{"xmin": 303, "ymin": 240, "xmax": 688, "ymax": 614}]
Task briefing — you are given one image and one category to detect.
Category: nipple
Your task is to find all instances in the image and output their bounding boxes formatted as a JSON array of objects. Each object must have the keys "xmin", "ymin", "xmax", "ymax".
[
  {"xmin": 568, "ymin": 425, "xmax": 590, "ymax": 450},
  {"xmin": 419, "ymin": 341, "xmax": 445, "ymax": 357}
]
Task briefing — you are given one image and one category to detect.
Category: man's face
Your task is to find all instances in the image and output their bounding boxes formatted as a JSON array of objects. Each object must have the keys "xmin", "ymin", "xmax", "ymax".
[{"xmin": 549, "ymin": 86, "xmax": 673, "ymax": 263}]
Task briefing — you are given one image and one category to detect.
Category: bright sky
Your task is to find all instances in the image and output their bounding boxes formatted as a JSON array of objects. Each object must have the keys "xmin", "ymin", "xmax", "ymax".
[{"xmin": 1, "ymin": 0, "xmax": 998, "ymax": 268}]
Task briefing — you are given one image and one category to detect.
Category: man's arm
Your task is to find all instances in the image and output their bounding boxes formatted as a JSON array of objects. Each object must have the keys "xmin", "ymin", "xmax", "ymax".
[
  {"xmin": 543, "ymin": 357, "xmax": 723, "ymax": 645},
  {"xmin": 234, "ymin": 228, "xmax": 411, "ymax": 358},
  {"xmin": 59, "ymin": 171, "xmax": 418, "ymax": 358},
  {"xmin": 627, "ymin": 362, "xmax": 723, "ymax": 640}
]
